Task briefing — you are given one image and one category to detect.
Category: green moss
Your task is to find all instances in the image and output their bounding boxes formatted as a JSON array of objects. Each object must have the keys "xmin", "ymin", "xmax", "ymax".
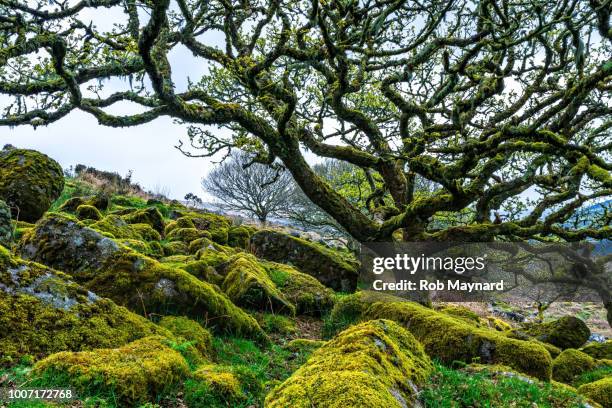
[
  {"xmin": 0, "ymin": 246, "xmax": 171, "ymax": 365},
  {"xmin": 158, "ymin": 316, "xmax": 213, "ymax": 359},
  {"xmin": 0, "ymin": 147, "xmax": 64, "ymax": 223},
  {"xmin": 265, "ymin": 319, "xmax": 433, "ymax": 407},
  {"xmin": 263, "ymin": 261, "xmax": 335, "ymax": 316},
  {"xmin": 250, "ymin": 230, "xmax": 359, "ymax": 292},
  {"xmin": 188, "ymin": 235, "xmax": 218, "ymax": 253},
  {"xmin": 574, "ymin": 365, "xmax": 612, "ymax": 388},
  {"xmin": 60, "ymin": 194, "xmax": 110, "ymax": 213},
  {"xmin": 257, "ymin": 313, "xmax": 297, "ymax": 335},
  {"xmin": 131, "ymin": 223, "xmax": 162, "ymax": 241},
  {"xmin": 227, "ymin": 226, "xmax": 251, "ymax": 249},
  {"xmin": 75, "ymin": 204, "xmax": 102, "ymax": 221},
  {"xmin": 485, "ymin": 316, "xmax": 512, "ymax": 331},
  {"xmin": 436, "ymin": 304, "xmax": 481, "ymax": 324},
  {"xmin": 222, "ymin": 254, "xmax": 295, "ymax": 315},
  {"xmin": 162, "ymin": 240, "xmax": 189, "ymax": 256},
  {"xmin": 19, "ymin": 213, "xmax": 266, "ymax": 340},
  {"xmin": 578, "ymin": 377, "xmax": 612, "ymax": 407},
  {"xmin": 581, "ymin": 341, "xmax": 612, "ymax": 360},
  {"xmin": 522, "ymin": 316, "xmax": 590, "ymax": 350},
  {"xmin": 552, "ymin": 349, "xmax": 596, "ymax": 384},
  {"xmin": 122, "ymin": 207, "xmax": 165, "ymax": 233},
  {"xmin": 283, "ymin": 339, "xmax": 326, "ymax": 354},
  {"xmin": 164, "ymin": 217, "xmax": 195, "ymax": 235},
  {"xmin": 166, "ymin": 227, "xmax": 210, "ymax": 243},
  {"xmin": 329, "ymin": 291, "xmax": 553, "ymax": 380},
  {"xmin": 32, "ymin": 336, "xmax": 189, "ymax": 405},
  {"xmin": 91, "ymin": 215, "xmax": 144, "ymax": 240}
]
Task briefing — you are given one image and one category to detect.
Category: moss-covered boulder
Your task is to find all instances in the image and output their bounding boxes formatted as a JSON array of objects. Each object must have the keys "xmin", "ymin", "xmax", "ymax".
[
  {"xmin": 581, "ymin": 341, "xmax": 612, "ymax": 360},
  {"xmin": 522, "ymin": 316, "xmax": 591, "ymax": 350},
  {"xmin": 228, "ymin": 226, "xmax": 251, "ymax": 249},
  {"xmin": 329, "ymin": 291, "xmax": 553, "ymax": 380},
  {"xmin": 0, "ymin": 246, "xmax": 170, "ymax": 365},
  {"xmin": 75, "ymin": 204, "xmax": 102, "ymax": 221},
  {"xmin": 165, "ymin": 217, "xmax": 196, "ymax": 235},
  {"xmin": 163, "ymin": 240, "xmax": 189, "ymax": 256},
  {"xmin": 167, "ymin": 227, "xmax": 211, "ymax": 243},
  {"xmin": 250, "ymin": 230, "xmax": 359, "ymax": 292},
  {"xmin": 222, "ymin": 254, "xmax": 295, "ymax": 315},
  {"xmin": 552, "ymin": 349, "xmax": 596, "ymax": 384},
  {"xmin": 20, "ymin": 213, "xmax": 265, "ymax": 339},
  {"xmin": 578, "ymin": 377, "xmax": 612, "ymax": 407},
  {"xmin": 32, "ymin": 336, "xmax": 189, "ymax": 405},
  {"xmin": 0, "ymin": 200, "xmax": 12, "ymax": 247},
  {"xmin": 0, "ymin": 145, "xmax": 64, "ymax": 222},
  {"xmin": 59, "ymin": 193, "xmax": 110, "ymax": 213},
  {"xmin": 122, "ymin": 207, "xmax": 165, "ymax": 234},
  {"xmin": 90, "ymin": 214, "xmax": 145, "ymax": 240},
  {"xmin": 263, "ymin": 261, "xmax": 335, "ymax": 315},
  {"xmin": 265, "ymin": 319, "xmax": 432, "ymax": 407},
  {"xmin": 158, "ymin": 316, "xmax": 213, "ymax": 359}
]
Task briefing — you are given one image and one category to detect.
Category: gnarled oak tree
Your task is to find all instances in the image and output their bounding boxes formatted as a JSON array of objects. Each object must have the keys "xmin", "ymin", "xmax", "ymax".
[{"xmin": 1, "ymin": 0, "xmax": 610, "ymax": 244}]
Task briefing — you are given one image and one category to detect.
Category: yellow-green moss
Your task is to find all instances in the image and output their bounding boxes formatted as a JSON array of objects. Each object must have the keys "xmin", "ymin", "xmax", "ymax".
[
  {"xmin": 132, "ymin": 223, "xmax": 162, "ymax": 241},
  {"xmin": 250, "ymin": 230, "xmax": 359, "ymax": 292},
  {"xmin": 552, "ymin": 349, "xmax": 596, "ymax": 384},
  {"xmin": 0, "ymin": 246, "xmax": 171, "ymax": 365},
  {"xmin": 522, "ymin": 316, "xmax": 591, "ymax": 350},
  {"xmin": 75, "ymin": 204, "xmax": 102, "ymax": 221},
  {"xmin": 581, "ymin": 341, "xmax": 612, "ymax": 360},
  {"xmin": 164, "ymin": 217, "xmax": 196, "ymax": 235},
  {"xmin": 330, "ymin": 291, "xmax": 553, "ymax": 380},
  {"xmin": 578, "ymin": 377, "xmax": 612, "ymax": 407},
  {"xmin": 486, "ymin": 316, "xmax": 512, "ymax": 331},
  {"xmin": 91, "ymin": 215, "xmax": 144, "ymax": 240},
  {"xmin": 192, "ymin": 364, "xmax": 244, "ymax": 401},
  {"xmin": 283, "ymin": 339, "xmax": 326, "ymax": 353},
  {"xmin": 32, "ymin": 336, "xmax": 189, "ymax": 405},
  {"xmin": 158, "ymin": 316, "xmax": 213, "ymax": 359},
  {"xmin": 263, "ymin": 261, "xmax": 335, "ymax": 315},
  {"xmin": 162, "ymin": 240, "xmax": 189, "ymax": 256},
  {"xmin": 265, "ymin": 319, "xmax": 433, "ymax": 407},
  {"xmin": 122, "ymin": 207, "xmax": 165, "ymax": 233},
  {"xmin": 0, "ymin": 147, "xmax": 64, "ymax": 222},
  {"xmin": 19, "ymin": 213, "xmax": 266, "ymax": 340},
  {"xmin": 227, "ymin": 226, "xmax": 251, "ymax": 249},
  {"xmin": 436, "ymin": 304, "xmax": 481, "ymax": 324},
  {"xmin": 222, "ymin": 254, "xmax": 295, "ymax": 315},
  {"xmin": 167, "ymin": 227, "xmax": 210, "ymax": 243}
]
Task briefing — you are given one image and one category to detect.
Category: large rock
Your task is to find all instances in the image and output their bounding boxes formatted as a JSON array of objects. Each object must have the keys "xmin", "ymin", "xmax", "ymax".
[
  {"xmin": 521, "ymin": 316, "xmax": 591, "ymax": 350},
  {"xmin": 20, "ymin": 213, "xmax": 265, "ymax": 339},
  {"xmin": 221, "ymin": 254, "xmax": 295, "ymax": 315},
  {"xmin": 0, "ymin": 245, "xmax": 169, "ymax": 365},
  {"xmin": 250, "ymin": 230, "xmax": 359, "ymax": 292},
  {"xmin": 0, "ymin": 145, "xmax": 64, "ymax": 222},
  {"xmin": 0, "ymin": 200, "xmax": 12, "ymax": 247},
  {"xmin": 265, "ymin": 319, "xmax": 432, "ymax": 407},
  {"xmin": 328, "ymin": 291, "xmax": 554, "ymax": 380}
]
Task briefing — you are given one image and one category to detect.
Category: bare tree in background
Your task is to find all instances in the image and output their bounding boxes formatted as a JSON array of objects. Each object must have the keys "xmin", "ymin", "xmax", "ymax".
[{"xmin": 202, "ymin": 151, "xmax": 294, "ymax": 224}]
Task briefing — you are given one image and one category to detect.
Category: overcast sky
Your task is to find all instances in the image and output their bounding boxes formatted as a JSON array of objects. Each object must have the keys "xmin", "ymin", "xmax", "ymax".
[{"xmin": 1, "ymin": 6, "xmax": 225, "ymax": 201}]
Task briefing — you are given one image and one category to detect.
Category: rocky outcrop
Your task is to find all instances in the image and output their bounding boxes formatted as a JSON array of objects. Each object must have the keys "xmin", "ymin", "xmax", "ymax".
[
  {"xmin": 265, "ymin": 319, "xmax": 433, "ymax": 407},
  {"xmin": 327, "ymin": 291, "xmax": 554, "ymax": 380},
  {"xmin": 20, "ymin": 213, "xmax": 265, "ymax": 339},
  {"xmin": 0, "ymin": 145, "xmax": 64, "ymax": 222},
  {"xmin": 0, "ymin": 245, "xmax": 170, "ymax": 364},
  {"xmin": 250, "ymin": 230, "xmax": 359, "ymax": 292}
]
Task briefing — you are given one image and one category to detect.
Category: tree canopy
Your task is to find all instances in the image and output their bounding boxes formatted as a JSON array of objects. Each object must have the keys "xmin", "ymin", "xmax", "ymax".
[{"xmin": 0, "ymin": 0, "xmax": 610, "ymax": 243}]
